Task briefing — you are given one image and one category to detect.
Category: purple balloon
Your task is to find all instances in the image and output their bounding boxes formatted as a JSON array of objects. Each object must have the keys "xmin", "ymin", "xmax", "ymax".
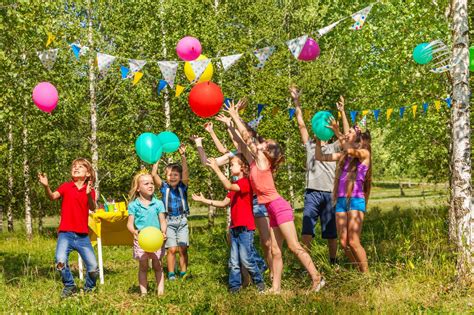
[
  {"xmin": 32, "ymin": 82, "xmax": 58, "ymax": 113},
  {"xmin": 298, "ymin": 38, "xmax": 321, "ymax": 61},
  {"xmin": 176, "ymin": 36, "xmax": 202, "ymax": 61}
]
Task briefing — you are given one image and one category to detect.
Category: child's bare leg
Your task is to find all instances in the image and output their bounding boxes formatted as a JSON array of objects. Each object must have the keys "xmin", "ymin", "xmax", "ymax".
[
  {"xmin": 178, "ymin": 246, "xmax": 188, "ymax": 272},
  {"xmin": 152, "ymin": 259, "xmax": 165, "ymax": 295},
  {"xmin": 167, "ymin": 247, "xmax": 177, "ymax": 276},
  {"xmin": 255, "ymin": 216, "xmax": 273, "ymax": 277},
  {"xmin": 347, "ymin": 211, "xmax": 368, "ymax": 272},
  {"xmin": 269, "ymin": 227, "xmax": 284, "ymax": 293},
  {"xmin": 138, "ymin": 259, "xmax": 149, "ymax": 295}
]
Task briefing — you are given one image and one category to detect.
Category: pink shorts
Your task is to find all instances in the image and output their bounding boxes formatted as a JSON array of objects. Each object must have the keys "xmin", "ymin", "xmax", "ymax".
[
  {"xmin": 265, "ymin": 197, "xmax": 294, "ymax": 228},
  {"xmin": 133, "ymin": 238, "xmax": 165, "ymax": 261}
]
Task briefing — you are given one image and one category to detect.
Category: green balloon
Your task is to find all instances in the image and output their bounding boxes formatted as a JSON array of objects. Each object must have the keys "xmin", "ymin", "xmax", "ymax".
[
  {"xmin": 135, "ymin": 133, "xmax": 162, "ymax": 164},
  {"xmin": 157, "ymin": 131, "xmax": 180, "ymax": 153},
  {"xmin": 311, "ymin": 111, "xmax": 335, "ymax": 141},
  {"xmin": 413, "ymin": 43, "xmax": 433, "ymax": 65}
]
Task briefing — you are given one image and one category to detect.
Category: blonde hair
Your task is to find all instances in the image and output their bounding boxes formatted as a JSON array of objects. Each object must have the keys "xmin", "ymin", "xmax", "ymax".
[
  {"xmin": 262, "ymin": 139, "xmax": 284, "ymax": 173},
  {"xmin": 71, "ymin": 158, "xmax": 95, "ymax": 184},
  {"xmin": 128, "ymin": 169, "xmax": 152, "ymax": 201}
]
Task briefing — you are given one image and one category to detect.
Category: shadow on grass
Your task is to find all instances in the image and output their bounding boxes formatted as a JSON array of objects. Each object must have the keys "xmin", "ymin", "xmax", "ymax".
[{"xmin": 0, "ymin": 252, "xmax": 54, "ymax": 285}]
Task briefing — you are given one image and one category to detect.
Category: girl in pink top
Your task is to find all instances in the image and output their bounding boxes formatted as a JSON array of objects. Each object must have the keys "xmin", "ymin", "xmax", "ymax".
[{"xmin": 227, "ymin": 100, "xmax": 324, "ymax": 294}]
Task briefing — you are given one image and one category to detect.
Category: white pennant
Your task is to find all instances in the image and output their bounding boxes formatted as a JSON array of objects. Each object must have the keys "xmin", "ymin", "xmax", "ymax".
[
  {"xmin": 318, "ymin": 21, "xmax": 341, "ymax": 37},
  {"xmin": 97, "ymin": 53, "xmax": 116, "ymax": 74},
  {"xmin": 248, "ymin": 115, "xmax": 263, "ymax": 130},
  {"xmin": 129, "ymin": 59, "xmax": 147, "ymax": 73},
  {"xmin": 157, "ymin": 61, "xmax": 178, "ymax": 88},
  {"xmin": 286, "ymin": 35, "xmax": 308, "ymax": 59},
  {"xmin": 37, "ymin": 48, "xmax": 59, "ymax": 70},
  {"xmin": 350, "ymin": 4, "xmax": 373, "ymax": 30},
  {"xmin": 253, "ymin": 46, "xmax": 276, "ymax": 69},
  {"xmin": 220, "ymin": 54, "xmax": 243, "ymax": 71},
  {"xmin": 190, "ymin": 59, "xmax": 211, "ymax": 82}
]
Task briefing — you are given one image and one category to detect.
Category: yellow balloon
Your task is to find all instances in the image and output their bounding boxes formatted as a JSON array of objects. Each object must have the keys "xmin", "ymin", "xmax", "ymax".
[
  {"xmin": 138, "ymin": 226, "xmax": 164, "ymax": 252},
  {"xmin": 184, "ymin": 54, "xmax": 214, "ymax": 83}
]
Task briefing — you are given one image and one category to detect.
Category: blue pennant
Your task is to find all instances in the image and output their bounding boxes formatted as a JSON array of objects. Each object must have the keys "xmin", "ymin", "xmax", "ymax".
[
  {"xmin": 445, "ymin": 97, "xmax": 451, "ymax": 108},
  {"xmin": 289, "ymin": 108, "xmax": 296, "ymax": 120},
  {"xmin": 120, "ymin": 66, "xmax": 130, "ymax": 79},
  {"xmin": 422, "ymin": 102, "xmax": 429, "ymax": 114},
  {"xmin": 224, "ymin": 98, "xmax": 233, "ymax": 110},
  {"xmin": 257, "ymin": 104, "xmax": 266, "ymax": 116},
  {"xmin": 350, "ymin": 111, "xmax": 358, "ymax": 124},
  {"xmin": 157, "ymin": 79, "xmax": 167, "ymax": 95},
  {"xmin": 373, "ymin": 109, "xmax": 380, "ymax": 122},
  {"xmin": 71, "ymin": 44, "xmax": 81, "ymax": 59},
  {"xmin": 399, "ymin": 107, "xmax": 405, "ymax": 119}
]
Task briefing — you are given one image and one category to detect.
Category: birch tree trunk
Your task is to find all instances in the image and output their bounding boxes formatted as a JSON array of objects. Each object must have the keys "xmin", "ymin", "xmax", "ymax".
[
  {"xmin": 160, "ymin": 0, "xmax": 171, "ymax": 131},
  {"xmin": 450, "ymin": 0, "xmax": 472, "ymax": 283},
  {"xmin": 23, "ymin": 110, "xmax": 32, "ymax": 239},
  {"xmin": 7, "ymin": 122, "xmax": 14, "ymax": 232}
]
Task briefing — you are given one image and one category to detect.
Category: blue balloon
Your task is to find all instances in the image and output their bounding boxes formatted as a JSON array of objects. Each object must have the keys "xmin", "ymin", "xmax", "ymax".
[
  {"xmin": 311, "ymin": 111, "xmax": 335, "ymax": 141},
  {"xmin": 135, "ymin": 133, "xmax": 162, "ymax": 164},
  {"xmin": 157, "ymin": 131, "xmax": 180, "ymax": 153},
  {"xmin": 413, "ymin": 43, "xmax": 433, "ymax": 65}
]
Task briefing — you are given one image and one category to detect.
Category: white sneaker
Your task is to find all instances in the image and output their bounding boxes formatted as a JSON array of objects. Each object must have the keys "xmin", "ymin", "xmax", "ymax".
[{"xmin": 313, "ymin": 278, "xmax": 326, "ymax": 292}]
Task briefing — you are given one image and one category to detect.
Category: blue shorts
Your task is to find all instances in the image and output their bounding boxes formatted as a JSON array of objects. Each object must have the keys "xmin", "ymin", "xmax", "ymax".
[
  {"xmin": 302, "ymin": 190, "xmax": 337, "ymax": 239},
  {"xmin": 335, "ymin": 197, "xmax": 366, "ymax": 213},
  {"xmin": 252, "ymin": 196, "xmax": 268, "ymax": 218}
]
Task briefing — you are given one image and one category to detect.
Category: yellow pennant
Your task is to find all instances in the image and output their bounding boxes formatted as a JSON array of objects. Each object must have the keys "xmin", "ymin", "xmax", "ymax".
[
  {"xmin": 386, "ymin": 108, "xmax": 393, "ymax": 120},
  {"xmin": 272, "ymin": 107, "xmax": 279, "ymax": 115},
  {"xmin": 46, "ymin": 32, "xmax": 55, "ymax": 47},
  {"xmin": 434, "ymin": 100, "xmax": 441, "ymax": 111},
  {"xmin": 412, "ymin": 105, "xmax": 417, "ymax": 118},
  {"xmin": 133, "ymin": 72, "xmax": 143, "ymax": 85},
  {"xmin": 362, "ymin": 110, "xmax": 369, "ymax": 117},
  {"xmin": 337, "ymin": 111, "xmax": 341, "ymax": 120},
  {"xmin": 175, "ymin": 85, "xmax": 185, "ymax": 97}
]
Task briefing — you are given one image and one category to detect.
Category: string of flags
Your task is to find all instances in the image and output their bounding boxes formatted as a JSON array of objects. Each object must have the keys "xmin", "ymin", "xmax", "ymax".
[{"xmin": 35, "ymin": 2, "xmax": 377, "ymax": 97}]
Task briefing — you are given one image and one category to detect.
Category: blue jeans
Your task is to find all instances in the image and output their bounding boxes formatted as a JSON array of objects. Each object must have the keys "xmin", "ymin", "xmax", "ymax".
[
  {"xmin": 55, "ymin": 232, "xmax": 99, "ymax": 289},
  {"xmin": 228, "ymin": 227, "xmax": 264, "ymax": 290}
]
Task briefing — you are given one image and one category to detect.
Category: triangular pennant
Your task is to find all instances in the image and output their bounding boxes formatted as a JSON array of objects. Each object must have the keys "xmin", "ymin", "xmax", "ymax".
[
  {"xmin": 133, "ymin": 72, "xmax": 143, "ymax": 85},
  {"xmin": 435, "ymin": 100, "xmax": 441, "ymax": 111},
  {"xmin": 362, "ymin": 110, "xmax": 369, "ymax": 117},
  {"xmin": 350, "ymin": 4, "xmax": 373, "ymax": 31},
  {"xmin": 257, "ymin": 104, "xmax": 266, "ymax": 116},
  {"xmin": 350, "ymin": 111, "xmax": 358, "ymax": 124},
  {"xmin": 338, "ymin": 111, "xmax": 341, "ymax": 120},
  {"xmin": 445, "ymin": 97, "xmax": 451, "ymax": 108},
  {"xmin": 46, "ymin": 32, "xmax": 55, "ymax": 47},
  {"xmin": 224, "ymin": 98, "xmax": 233, "ymax": 110},
  {"xmin": 422, "ymin": 103, "xmax": 429, "ymax": 114},
  {"xmin": 318, "ymin": 21, "xmax": 341, "ymax": 37},
  {"xmin": 190, "ymin": 59, "xmax": 211, "ymax": 82},
  {"xmin": 129, "ymin": 59, "xmax": 147, "ymax": 73},
  {"xmin": 387, "ymin": 108, "xmax": 393, "ymax": 120},
  {"xmin": 71, "ymin": 44, "xmax": 81, "ymax": 59},
  {"xmin": 399, "ymin": 107, "xmax": 406, "ymax": 119},
  {"xmin": 175, "ymin": 85, "xmax": 185, "ymax": 97},
  {"xmin": 373, "ymin": 109, "xmax": 380, "ymax": 122},
  {"xmin": 157, "ymin": 79, "xmax": 167, "ymax": 95},
  {"xmin": 286, "ymin": 35, "xmax": 308, "ymax": 59},
  {"xmin": 157, "ymin": 61, "xmax": 178, "ymax": 88},
  {"xmin": 220, "ymin": 54, "xmax": 243, "ymax": 71},
  {"xmin": 37, "ymin": 49, "xmax": 58, "ymax": 70},
  {"xmin": 412, "ymin": 105, "xmax": 417, "ymax": 118},
  {"xmin": 97, "ymin": 53, "xmax": 116, "ymax": 74},
  {"xmin": 289, "ymin": 108, "xmax": 296, "ymax": 120},
  {"xmin": 248, "ymin": 115, "xmax": 264, "ymax": 130},
  {"xmin": 120, "ymin": 65, "xmax": 131, "ymax": 79},
  {"xmin": 253, "ymin": 46, "xmax": 276, "ymax": 69}
]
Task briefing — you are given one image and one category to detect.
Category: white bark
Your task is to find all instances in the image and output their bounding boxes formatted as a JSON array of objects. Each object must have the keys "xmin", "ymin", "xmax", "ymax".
[
  {"xmin": 160, "ymin": 0, "xmax": 171, "ymax": 131},
  {"xmin": 451, "ymin": 0, "xmax": 472, "ymax": 282},
  {"xmin": 7, "ymin": 122, "xmax": 14, "ymax": 232},
  {"xmin": 23, "ymin": 111, "xmax": 32, "ymax": 239}
]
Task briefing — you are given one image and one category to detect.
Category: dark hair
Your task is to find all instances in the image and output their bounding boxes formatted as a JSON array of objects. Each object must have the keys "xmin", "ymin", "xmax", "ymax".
[
  {"xmin": 165, "ymin": 163, "xmax": 182, "ymax": 175},
  {"xmin": 263, "ymin": 139, "xmax": 285, "ymax": 172},
  {"xmin": 231, "ymin": 154, "xmax": 249, "ymax": 177}
]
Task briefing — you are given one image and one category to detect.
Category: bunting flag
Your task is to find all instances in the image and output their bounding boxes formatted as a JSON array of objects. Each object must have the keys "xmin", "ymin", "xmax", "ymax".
[
  {"xmin": 362, "ymin": 110, "xmax": 369, "ymax": 117},
  {"xmin": 289, "ymin": 108, "xmax": 296, "ymax": 120},
  {"xmin": 157, "ymin": 79, "xmax": 167, "ymax": 95},
  {"xmin": 445, "ymin": 97, "xmax": 451, "ymax": 108},
  {"xmin": 399, "ymin": 106, "xmax": 406, "ymax": 119},
  {"xmin": 350, "ymin": 4, "xmax": 373, "ymax": 31},
  {"xmin": 318, "ymin": 21, "xmax": 341, "ymax": 37},
  {"xmin": 120, "ymin": 65, "xmax": 130, "ymax": 79},
  {"xmin": 412, "ymin": 105, "xmax": 417, "ymax": 118},
  {"xmin": 37, "ymin": 49, "xmax": 58, "ymax": 70},
  {"xmin": 338, "ymin": 111, "xmax": 341, "ymax": 120},
  {"xmin": 387, "ymin": 108, "xmax": 394, "ymax": 120},
  {"xmin": 248, "ymin": 115, "xmax": 263, "ymax": 130},
  {"xmin": 253, "ymin": 46, "xmax": 276, "ymax": 69},
  {"xmin": 157, "ymin": 61, "xmax": 178, "ymax": 88},
  {"xmin": 46, "ymin": 32, "xmax": 55, "ymax": 47},
  {"xmin": 190, "ymin": 58, "xmax": 211, "ymax": 82},
  {"xmin": 129, "ymin": 59, "xmax": 147, "ymax": 73},
  {"xmin": 224, "ymin": 98, "xmax": 233, "ymax": 110},
  {"xmin": 286, "ymin": 35, "xmax": 308, "ymax": 59},
  {"xmin": 435, "ymin": 100, "xmax": 441, "ymax": 111},
  {"xmin": 71, "ymin": 44, "xmax": 81, "ymax": 59},
  {"xmin": 257, "ymin": 104, "xmax": 266, "ymax": 116},
  {"xmin": 133, "ymin": 71, "xmax": 143, "ymax": 85},
  {"xmin": 175, "ymin": 85, "xmax": 185, "ymax": 97},
  {"xmin": 373, "ymin": 109, "xmax": 380, "ymax": 122},
  {"xmin": 97, "ymin": 53, "xmax": 116, "ymax": 74},
  {"xmin": 422, "ymin": 102, "xmax": 429, "ymax": 114},
  {"xmin": 220, "ymin": 54, "xmax": 243, "ymax": 71},
  {"xmin": 350, "ymin": 111, "xmax": 358, "ymax": 124}
]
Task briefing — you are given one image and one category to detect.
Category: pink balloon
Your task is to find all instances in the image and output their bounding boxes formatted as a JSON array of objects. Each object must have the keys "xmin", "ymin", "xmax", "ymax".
[
  {"xmin": 298, "ymin": 38, "xmax": 321, "ymax": 61},
  {"xmin": 32, "ymin": 82, "xmax": 58, "ymax": 113},
  {"xmin": 176, "ymin": 36, "xmax": 202, "ymax": 61}
]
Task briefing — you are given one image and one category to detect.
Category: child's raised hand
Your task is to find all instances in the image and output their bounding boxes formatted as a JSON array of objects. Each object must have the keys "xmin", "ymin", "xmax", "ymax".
[
  {"xmin": 178, "ymin": 144, "xmax": 187, "ymax": 155},
  {"xmin": 192, "ymin": 192, "xmax": 205, "ymax": 202},
  {"xmin": 236, "ymin": 98, "xmax": 247, "ymax": 111},
  {"xmin": 289, "ymin": 84, "xmax": 300, "ymax": 100},
  {"xmin": 38, "ymin": 173, "xmax": 49, "ymax": 187},
  {"xmin": 206, "ymin": 158, "xmax": 218, "ymax": 170},
  {"xmin": 336, "ymin": 95, "xmax": 345, "ymax": 112},
  {"xmin": 326, "ymin": 117, "xmax": 339, "ymax": 132},
  {"xmin": 190, "ymin": 135, "xmax": 203, "ymax": 144},
  {"xmin": 216, "ymin": 114, "xmax": 232, "ymax": 126},
  {"xmin": 204, "ymin": 122, "xmax": 213, "ymax": 133},
  {"xmin": 227, "ymin": 100, "xmax": 240, "ymax": 117}
]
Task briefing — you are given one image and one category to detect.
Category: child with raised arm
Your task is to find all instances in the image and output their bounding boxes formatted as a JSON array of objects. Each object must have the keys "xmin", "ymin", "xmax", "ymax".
[
  {"xmin": 192, "ymin": 155, "xmax": 265, "ymax": 293},
  {"xmin": 151, "ymin": 145, "xmax": 190, "ymax": 280},
  {"xmin": 226, "ymin": 101, "xmax": 325, "ymax": 293},
  {"xmin": 315, "ymin": 116, "xmax": 372, "ymax": 273},
  {"xmin": 38, "ymin": 158, "xmax": 99, "ymax": 298},
  {"xmin": 126, "ymin": 171, "xmax": 167, "ymax": 296}
]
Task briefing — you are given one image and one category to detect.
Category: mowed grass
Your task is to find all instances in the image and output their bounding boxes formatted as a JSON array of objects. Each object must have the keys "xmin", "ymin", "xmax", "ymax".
[{"xmin": 1, "ymin": 184, "xmax": 472, "ymax": 313}]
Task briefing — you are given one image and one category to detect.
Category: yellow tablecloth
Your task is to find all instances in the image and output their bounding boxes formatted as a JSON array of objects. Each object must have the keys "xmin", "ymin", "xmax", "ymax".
[{"xmin": 88, "ymin": 211, "xmax": 133, "ymax": 246}]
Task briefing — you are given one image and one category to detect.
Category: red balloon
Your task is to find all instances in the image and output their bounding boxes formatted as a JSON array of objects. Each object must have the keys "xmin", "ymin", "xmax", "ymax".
[{"xmin": 188, "ymin": 82, "xmax": 224, "ymax": 118}]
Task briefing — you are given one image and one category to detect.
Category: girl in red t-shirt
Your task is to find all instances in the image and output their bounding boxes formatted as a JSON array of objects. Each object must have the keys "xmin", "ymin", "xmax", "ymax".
[{"xmin": 192, "ymin": 154, "xmax": 265, "ymax": 293}]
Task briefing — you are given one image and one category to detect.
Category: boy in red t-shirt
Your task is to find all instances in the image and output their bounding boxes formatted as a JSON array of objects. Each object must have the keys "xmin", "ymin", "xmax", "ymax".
[
  {"xmin": 192, "ymin": 155, "xmax": 264, "ymax": 293},
  {"xmin": 38, "ymin": 158, "xmax": 99, "ymax": 298}
]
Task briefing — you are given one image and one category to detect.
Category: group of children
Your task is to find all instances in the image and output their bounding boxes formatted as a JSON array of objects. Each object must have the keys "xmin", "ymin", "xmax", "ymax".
[{"xmin": 39, "ymin": 85, "xmax": 372, "ymax": 297}]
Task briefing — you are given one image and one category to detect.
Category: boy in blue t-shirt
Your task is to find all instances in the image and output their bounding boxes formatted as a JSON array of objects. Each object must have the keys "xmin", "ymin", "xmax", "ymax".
[{"xmin": 151, "ymin": 145, "xmax": 190, "ymax": 280}]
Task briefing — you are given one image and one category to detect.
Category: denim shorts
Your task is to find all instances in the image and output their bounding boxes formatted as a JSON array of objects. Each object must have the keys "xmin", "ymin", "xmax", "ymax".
[
  {"xmin": 335, "ymin": 197, "xmax": 366, "ymax": 213},
  {"xmin": 165, "ymin": 215, "xmax": 189, "ymax": 248},
  {"xmin": 252, "ymin": 196, "xmax": 268, "ymax": 218},
  {"xmin": 302, "ymin": 189, "xmax": 337, "ymax": 239}
]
